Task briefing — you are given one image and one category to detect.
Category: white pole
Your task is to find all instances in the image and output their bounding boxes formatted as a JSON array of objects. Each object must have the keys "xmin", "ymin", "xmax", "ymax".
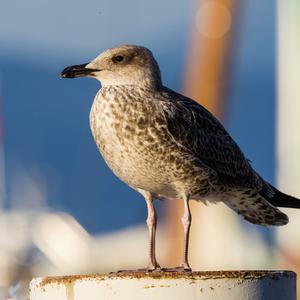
[
  {"xmin": 30, "ymin": 271, "xmax": 296, "ymax": 300},
  {"xmin": 276, "ymin": 0, "xmax": 300, "ymax": 270},
  {"xmin": 277, "ymin": 0, "xmax": 300, "ymax": 196}
]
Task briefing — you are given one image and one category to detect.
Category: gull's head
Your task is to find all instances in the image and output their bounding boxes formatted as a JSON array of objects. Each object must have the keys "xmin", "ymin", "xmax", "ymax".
[{"xmin": 60, "ymin": 45, "xmax": 162, "ymax": 89}]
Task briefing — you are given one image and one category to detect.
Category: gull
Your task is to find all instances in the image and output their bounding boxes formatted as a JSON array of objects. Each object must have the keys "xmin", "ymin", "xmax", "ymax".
[{"xmin": 61, "ymin": 44, "xmax": 300, "ymax": 272}]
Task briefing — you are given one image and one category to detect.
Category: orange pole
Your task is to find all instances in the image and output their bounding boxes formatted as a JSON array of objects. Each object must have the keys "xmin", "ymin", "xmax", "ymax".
[{"xmin": 165, "ymin": 0, "xmax": 241, "ymax": 267}]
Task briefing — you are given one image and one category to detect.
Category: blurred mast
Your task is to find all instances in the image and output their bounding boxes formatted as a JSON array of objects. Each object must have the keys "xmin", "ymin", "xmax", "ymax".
[
  {"xmin": 0, "ymin": 74, "xmax": 5, "ymax": 210},
  {"xmin": 277, "ymin": 0, "xmax": 300, "ymax": 291},
  {"xmin": 183, "ymin": 0, "xmax": 240, "ymax": 120},
  {"xmin": 165, "ymin": 0, "xmax": 241, "ymax": 267}
]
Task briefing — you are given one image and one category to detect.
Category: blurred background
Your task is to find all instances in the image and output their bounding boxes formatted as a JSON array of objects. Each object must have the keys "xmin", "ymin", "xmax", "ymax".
[{"xmin": 0, "ymin": 0, "xmax": 300, "ymax": 299}]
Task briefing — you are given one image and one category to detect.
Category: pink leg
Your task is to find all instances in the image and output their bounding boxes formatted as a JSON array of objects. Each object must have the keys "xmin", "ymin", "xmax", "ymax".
[
  {"xmin": 163, "ymin": 195, "xmax": 192, "ymax": 272},
  {"xmin": 145, "ymin": 194, "xmax": 160, "ymax": 270},
  {"xmin": 181, "ymin": 195, "xmax": 192, "ymax": 271},
  {"xmin": 112, "ymin": 192, "xmax": 160, "ymax": 274}
]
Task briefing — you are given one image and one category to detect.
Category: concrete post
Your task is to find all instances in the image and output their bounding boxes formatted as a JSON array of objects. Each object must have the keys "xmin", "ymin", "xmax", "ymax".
[{"xmin": 30, "ymin": 270, "xmax": 296, "ymax": 300}]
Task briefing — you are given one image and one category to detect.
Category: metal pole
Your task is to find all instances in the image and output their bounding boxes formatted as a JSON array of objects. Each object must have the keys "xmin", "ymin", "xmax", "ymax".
[{"xmin": 30, "ymin": 271, "xmax": 296, "ymax": 300}]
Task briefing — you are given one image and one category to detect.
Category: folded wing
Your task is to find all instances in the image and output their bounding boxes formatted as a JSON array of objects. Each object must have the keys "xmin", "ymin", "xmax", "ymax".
[{"xmin": 157, "ymin": 88, "xmax": 270, "ymax": 193}]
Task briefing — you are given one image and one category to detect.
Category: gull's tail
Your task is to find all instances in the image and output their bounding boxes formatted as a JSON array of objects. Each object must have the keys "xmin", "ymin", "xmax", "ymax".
[{"xmin": 224, "ymin": 184, "xmax": 299, "ymax": 226}]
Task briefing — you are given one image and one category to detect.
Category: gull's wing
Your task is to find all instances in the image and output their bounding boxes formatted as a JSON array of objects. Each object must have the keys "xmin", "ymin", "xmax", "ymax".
[{"xmin": 156, "ymin": 88, "xmax": 267, "ymax": 191}]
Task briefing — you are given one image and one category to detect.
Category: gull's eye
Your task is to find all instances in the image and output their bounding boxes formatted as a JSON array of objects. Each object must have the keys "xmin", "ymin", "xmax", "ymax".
[{"xmin": 112, "ymin": 55, "xmax": 124, "ymax": 63}]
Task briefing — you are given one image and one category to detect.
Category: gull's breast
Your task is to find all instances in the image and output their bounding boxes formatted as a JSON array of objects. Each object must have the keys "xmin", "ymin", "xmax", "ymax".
[{"xmin": 89, "ymin": 89, "xmax": 178, "ymax": 197}]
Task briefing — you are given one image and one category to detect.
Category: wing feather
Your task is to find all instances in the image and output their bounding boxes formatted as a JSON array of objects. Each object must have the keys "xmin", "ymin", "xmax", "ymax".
[{"xmin": 156, "ymin": 88, "xmax": 264, "ymax": 190}]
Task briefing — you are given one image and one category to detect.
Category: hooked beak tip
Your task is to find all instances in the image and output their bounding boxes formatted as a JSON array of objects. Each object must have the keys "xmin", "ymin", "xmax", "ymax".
[
  {"xmin": 60, "ymin": 63, "xmax": 99, "ymax": 79},
  {"xmin": 60, "ymin": 72, "xmax": 68, "ymax": 79}
]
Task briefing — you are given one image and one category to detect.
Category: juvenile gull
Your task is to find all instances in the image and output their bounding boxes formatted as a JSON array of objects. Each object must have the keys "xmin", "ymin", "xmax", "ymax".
[{"xmin": 61, "ymin": 45, "xmax": 300, "ymax": 272}]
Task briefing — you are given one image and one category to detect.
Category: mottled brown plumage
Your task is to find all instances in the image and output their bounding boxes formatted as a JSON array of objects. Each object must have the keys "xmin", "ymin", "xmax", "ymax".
[{"xmin": 61, "ymin": 44, "xmax": 300, "ymax": 271}]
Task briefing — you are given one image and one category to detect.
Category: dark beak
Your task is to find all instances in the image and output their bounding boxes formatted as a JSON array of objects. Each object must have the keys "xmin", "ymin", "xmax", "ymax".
[{"xmin": 60, "ymin": 63, "xmax": 99, "ymax": 78}]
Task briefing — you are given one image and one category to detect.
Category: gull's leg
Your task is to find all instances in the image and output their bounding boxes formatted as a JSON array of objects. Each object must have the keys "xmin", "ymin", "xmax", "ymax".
[
  {"xmin": 163, "ymin": 194, "xmax": 192, "ymax": 272},
  {"xmin": 181, "ymin": 195, "xmax": 192, "ymax": 271},
  {"xmin": 112, "ymin": 190, "xmax": 160, "ymax": 274},
  {"xmin": 144, "ymin": 192, "xmax": 160, "ymax": 270}
]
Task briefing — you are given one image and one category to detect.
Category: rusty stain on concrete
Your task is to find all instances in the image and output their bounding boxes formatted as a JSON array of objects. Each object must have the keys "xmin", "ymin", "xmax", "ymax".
[
  {"xmin": 159, "ymin": 284, "xmax": 171, "ymax": 288},
  {"xmin": 143, "ymin": 284, "xmax": 156, "ymax": 289},
  {"xmin": 65, "ymin": 282, "xmax": 74, "ymax": 300},
  {"xmin": 37, "ymin": 270, "xmax": 296, "ymax": 288}
]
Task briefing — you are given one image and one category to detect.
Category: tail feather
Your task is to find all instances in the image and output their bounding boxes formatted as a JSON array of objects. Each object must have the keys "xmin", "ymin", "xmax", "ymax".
[
  {"xmin": 265, "ymin": 185, "xmax": 300, "ymax": 209},
  {"xmin": 225, "ymin": 190, "xmax": 289, "ymax": 226}
]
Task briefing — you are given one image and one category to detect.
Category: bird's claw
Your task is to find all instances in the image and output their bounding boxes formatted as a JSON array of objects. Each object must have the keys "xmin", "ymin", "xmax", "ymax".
[
  {"xmin": 110, "ymin": 265, "xmax": 161, "ymax": 275},
  {"xmin": 161, "ymin": 265, "xmax": 192, "ymax": 272}
]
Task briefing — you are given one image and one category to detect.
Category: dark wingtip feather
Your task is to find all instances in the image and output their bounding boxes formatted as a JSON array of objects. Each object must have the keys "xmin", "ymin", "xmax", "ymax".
[{"xmin": 266, "ymin": 185, "xmax": 300, "ymax": 209}]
